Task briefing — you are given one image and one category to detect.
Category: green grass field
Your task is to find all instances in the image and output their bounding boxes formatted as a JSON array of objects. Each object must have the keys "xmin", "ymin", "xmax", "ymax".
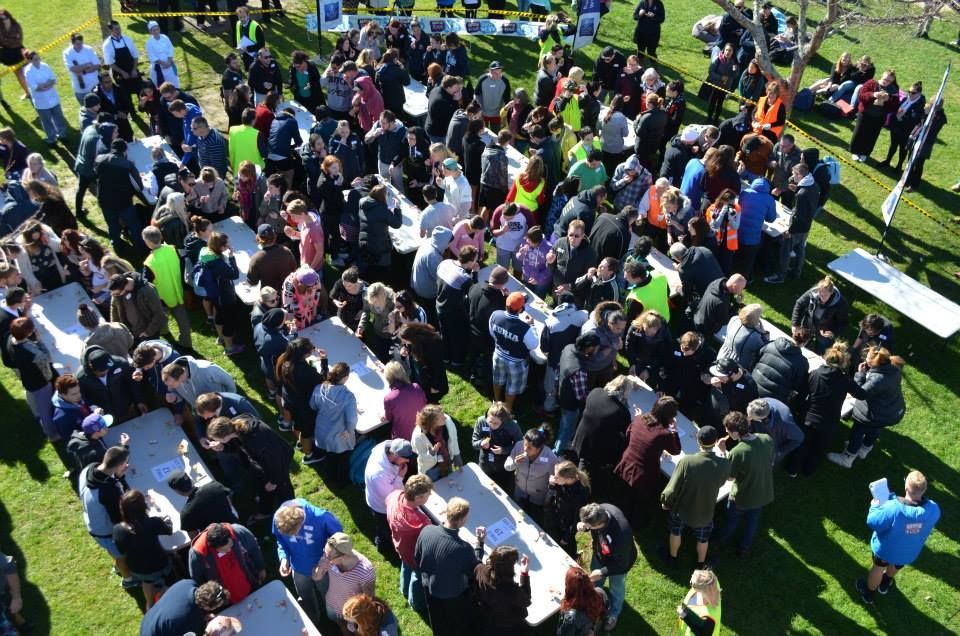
[{"xmin": 0, "ymin": 0, "xmax": 958, "ymax": 634}]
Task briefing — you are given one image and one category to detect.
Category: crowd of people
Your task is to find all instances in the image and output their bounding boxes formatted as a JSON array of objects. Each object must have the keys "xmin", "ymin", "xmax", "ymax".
[{"xmin": 0, "ymin": 2, "xmax": 947, "ymax": 635}]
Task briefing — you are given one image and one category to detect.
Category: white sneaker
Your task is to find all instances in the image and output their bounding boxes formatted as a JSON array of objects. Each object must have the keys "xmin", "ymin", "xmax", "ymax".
[
  {"xmin": 851, "ymin": 154, "xmax": 860, "ymax": 162},
  {"xmin": 857, "ymin": 444, "xmax": 874, "ymax": 460},
  {"xmin": 827, "ymin": 451, "xmax": 856, "ymax": 468}
]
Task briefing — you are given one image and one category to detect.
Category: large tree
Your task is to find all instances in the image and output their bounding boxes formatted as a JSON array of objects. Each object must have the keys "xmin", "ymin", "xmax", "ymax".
[{"xmin": 711, "ymin": 0, "xmax": 842, "ymax": 113}]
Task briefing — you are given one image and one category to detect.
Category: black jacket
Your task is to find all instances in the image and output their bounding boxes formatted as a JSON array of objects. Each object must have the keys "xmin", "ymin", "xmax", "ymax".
[
  {"xmin": 677, "ymin": 246, "xmax": 724, "ymax": 302},
  {"xmin": 94, "ymin": 151, "xmax": 145, "ymax": 210},
  {"xmin": 554, "ymin": 191, "xmax": 601, "ymax": 239},
  {"xmin": 280, "ymin": 358, "xmax": 323, "ymax": 429},
  {"xmin": 76, "ymin": 345, "xmax": 145, "ymax": 420},
  {"xmin": 791, "ymin": 287, "xmax": 849, "ymax": 335},
  {"xmin": 588, "ymin": 210, "xmax": 633, "ymax": 261},
  {"xmin": 706, "ymin": 372, "xmax": 759, "ymax": 428},
  {"xmin": 752, "ymin": 338, "xmax": 809, "ymax": 404},
  {"xmin": 358, "ymin": 196, "xmax": 402, "ymax": 266},
  {"xmin": 67, "ymin": 430, "xmax": 108, "ymax": 471},
  {"xmin": 660, "ymin": 135, "xmax": 694, "ymax": 186},
  {"xmin": 635, "ymin": 107, "xmax": 669, "ymax": 157},
  {"xmin": 534, "ymin": 69, "xmax": 558, "ymax": 108},
  {"xmin": 693, "ymin": 277, "xmax": 738, "ymax": 337},
  {"xmin": 572, "ymin": 388, "xmax": 631, "ymax": 469},
  {"xmin": 633, "ymin": 0, "xmax": 666, "ymax": 43},
  {"xmin": 158, "ymin": 91, "xmax": 198, "ymax": 144},
  {"xmin": 375, "ymin": 62, "xmax": 411, "ymax": 116},
  {"xmin": 467, "ymin": 283, "xmax": 506, "ymax": 344},
  {"xmin": 803, "ymin": 365, "xmax": 851, "ymax": 432},
  {"xmin": 788, "ymin": 178, "xmax": 821, "ymax": 235},
  {"xmin": 179, "ymin": 480, "xmax": 238, "ymax": 533},
  {"xmin": 543, "ymin": 480, "xmax": 590, "ymax": 546},
  {"xmin": 624, "ymin": 323, "xmax": 673, "ymax": 385},
  {"xmin": 589, "ymin": 503, "xmax": 637, "ymax": 576},
  {"xmin": 426, "ymin": 86, "xmax": 459, "ymax": 139},
  {"xmin": 249, "ymin": 60, "xmax": 283, "ymax": 97},
  {"xmin": 550, "ymin": 238, "xmax": 598, "ymax": 289},
  {"xmin": 223, "ymin": 416, "xmax": 294, "ymax": 487},
  {"xmin": 593, "ymin": 51, "xmax": 626, "ymax": 90},
  {"xmin": 661, "ymin": 339, "xmax": 716, "ymax": 410}
]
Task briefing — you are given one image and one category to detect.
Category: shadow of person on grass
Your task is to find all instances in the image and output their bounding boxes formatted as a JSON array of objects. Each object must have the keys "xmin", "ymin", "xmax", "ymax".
[
  {"xmin": 0, "ymin": 498, "xmax": 51, "ymax": 635},
  {"xmin": 0, "ymin": 387, "xmax": 51, "ymax": 483}
]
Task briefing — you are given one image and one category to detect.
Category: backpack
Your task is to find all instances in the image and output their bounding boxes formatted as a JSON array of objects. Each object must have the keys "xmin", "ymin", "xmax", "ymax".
[
  {"xmin": 192, "ymin": 260, "xmax": 217, "ymax": 300},
  {"xmin": 349, "ymin": 436, "xmax": 377, "ymax": 486},
  {"xmin": 793, "ymin": 88, "xmax": 814, "ymax": 112},
  {"xmin": 821, "ymin": 156, "xmax": 841, "ymax": 184}
]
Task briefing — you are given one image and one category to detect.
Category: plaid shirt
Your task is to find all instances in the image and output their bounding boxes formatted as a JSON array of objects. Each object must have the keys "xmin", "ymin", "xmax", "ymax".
[{"xmin": 570, "ymin": 368, "xmax": 589, "ymax": 402}]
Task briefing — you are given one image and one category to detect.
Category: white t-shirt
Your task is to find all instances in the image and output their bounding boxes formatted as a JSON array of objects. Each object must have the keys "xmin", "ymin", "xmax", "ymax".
[
  {"xmin": 496, "ymin": 212, "xmax": 528, "ymax": 253},
  {"xmin": 24, "ymin": 63, "xmax": 61, "ymax": 110},
  {"xmin": 62, "ymin": 44, "xmax": 101, "ymax": 95},
  {"xmin": 442, "ymin": 173, "xmax": 473, "ymax": 220}
]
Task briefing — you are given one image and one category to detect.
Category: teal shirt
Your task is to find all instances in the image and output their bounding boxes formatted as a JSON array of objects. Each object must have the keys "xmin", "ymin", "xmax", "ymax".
[{"xmin": 567, "ymin": 159, "xmax": 608, "ymax": 193}]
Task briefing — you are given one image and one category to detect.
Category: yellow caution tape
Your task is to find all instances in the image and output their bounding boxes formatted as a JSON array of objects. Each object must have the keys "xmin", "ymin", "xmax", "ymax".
[
  {"xmin": 119, "ymin": 8, "xmax": 286, "ymax": 17},
  {"xmin": 635, "ymin": 50, "xmax": 960, "ymax": 241},
  {"xmin": 0, "ymin": 16, "xmax": 101, "ymax": 79}
]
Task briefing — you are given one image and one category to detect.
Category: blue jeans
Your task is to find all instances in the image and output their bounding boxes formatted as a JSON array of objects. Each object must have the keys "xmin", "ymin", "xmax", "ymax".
[
  {"xmin": 103, "ymin": 205, "xmax": 145, "ymax": 252},
  {"xmin": 591, "ymin": 555, "xmax": 626, "ymax": 619},
  {"xmin": 37, "ymin": 104, "xmax": 69, "ymax": 142},
  {"xmin": 400, "ymin": 562, "xmax": 427, "ymax": 612},
  {"xmin": 719, "ymin": 501, "xmax": 763, "ymax": 550},
  {"xmin": 554, "ymin": 407, "xmax": 580, "ymax": 453},
  {"xmin": 846, "ymin": 420, "xmax": 881, "ymax": 454}
]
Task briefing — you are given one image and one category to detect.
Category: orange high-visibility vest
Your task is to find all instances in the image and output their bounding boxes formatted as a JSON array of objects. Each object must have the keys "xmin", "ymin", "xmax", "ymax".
[
  {"xmin": 707, "ymin": 203, "xmax": 739, "ymax": 251},
  {"xmin": 647, "ymin": 185, "xmax": 667, "ymax": 229},
  {"xmin": 753, "ymin": 95, "xmax": 784, "ymax": 139}
]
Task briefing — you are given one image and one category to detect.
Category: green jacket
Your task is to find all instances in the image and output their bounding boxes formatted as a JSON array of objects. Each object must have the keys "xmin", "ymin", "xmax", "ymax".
[
  {"xmin": 228, "ymin": 124, "xmax": 265, "ymax": 175},
  {"xmin": 728, "ymin": 434, "xmax": 775, "ymax": 510},
  {"xmin": 625, "ymin": 271, "xmax": 670, "ymax": 322},
  {"xmin": 661, "ymin": 449, "xmax": 731, "ymax": 528},
  {"xmin": 144, "ymin": 244, "xmax": 184, "ymax": 307}
]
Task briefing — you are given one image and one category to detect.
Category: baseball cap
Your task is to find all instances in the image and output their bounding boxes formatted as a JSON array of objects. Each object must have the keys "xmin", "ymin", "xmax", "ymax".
[
  {"xmin": 166, "ymin": 469, "xmax": 194, "ymax": 493},
  {"xmin": 442, "ymin": 157, "xmax": 459, "ymax": 171},
  {"xmin": 81, "ymin": 413, "xmax": 108, "ymax": 436},
  {"xmin": 488, "ymin": 265, "xmax": 509, "ymax": 285},
  {"xmin": 295, "ymin": 267, "xmax": 319, "ymax": 287},
  {"xmin": 388, "ymin": 438, "xmax": 415, "ymax": 458},
  {"xmin": 147, "ymin": 20, "xmax": 160, "ymax": 31},
  {"xmin": 506, "ymin": 291, "xmax": 526, "ymax": 312},
  {"xmin": 708, "ymin": 357, "xmax": 740, "ymax": 378},
  {"xmin": 327, "ymin": 532, "xmax": 354, "ymax": 556},
  {"xmin": 697, "ymin": 425, "xmax": 719, "ymax": 447},
  {"xmin": 681, "ymin": 125, "xmax": 700, "ymax": 144},
  {"xmin": 488, "ymin": 60, "xmax": 502, "ymax": 70},
  {"xmin": 257, "ymin": 223, "xmax": 276, "ymax": 240},
  {"xmin": 88, "ymin": 349, "xmax": 115, "ymax": 373}
]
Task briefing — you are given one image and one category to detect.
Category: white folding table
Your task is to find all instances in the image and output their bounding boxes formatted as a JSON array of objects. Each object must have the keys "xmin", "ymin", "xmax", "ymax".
[
  {"xmin": 423, "ymin": 463, "xmax": 581, "ymax": 626},
  {"xmin": 829, "ymin": 247, "xmax": 960, "ymax": 339},
  {"xmin": 127, "ymin": 135, "xmax": 180, "ymax": 205},
  {"xmin": 298, "ymin": 317, "xmax": 390, "ymax": 435},
  {"xmin": 404, "ymin": 78, "xmax": 429, "ymax": 120},
  {"xmin": 279, "ymin": 100, "xmax": 317, "ymax": 141},
  {"xmin": 103, "ymin": 409, "xmax": 215, "ymax": 551},
  {"xmin": 29, "ymin": 282, "xmax": 94, "ymax": 375},
  {"xmin": 217, "ymin": 580, "xmax": 323, "ymax": 635},
  {"xmin": 212, "ymin": 216, "xmax": 261, "ymax": 305}
]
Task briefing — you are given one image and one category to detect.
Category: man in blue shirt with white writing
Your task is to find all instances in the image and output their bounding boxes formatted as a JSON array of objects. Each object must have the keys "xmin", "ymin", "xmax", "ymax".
[{"xmin": 857, "ymin": 470, "xmax": 940, "ymax": 604}]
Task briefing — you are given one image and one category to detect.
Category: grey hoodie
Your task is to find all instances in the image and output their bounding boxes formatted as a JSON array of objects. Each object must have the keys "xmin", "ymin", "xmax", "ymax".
[
  {"xmin": 167, "ymin": 356, "xmax": 237, "ymax": 408},
  {"xmin": 410, "ymin": 225, "xmax": 453, "ymax": 299}
]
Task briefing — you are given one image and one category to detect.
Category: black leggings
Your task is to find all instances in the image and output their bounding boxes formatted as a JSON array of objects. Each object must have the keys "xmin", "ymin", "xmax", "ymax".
[
  {"xmin": 75, "ymin": 174, "xmax": 95, "ymax": 215},
  {"xmin": 214, "ymin": 301, "xmax": 241, "ymax": 337}
]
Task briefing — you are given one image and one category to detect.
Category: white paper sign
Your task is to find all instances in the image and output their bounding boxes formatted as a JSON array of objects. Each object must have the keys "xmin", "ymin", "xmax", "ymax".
[
  {"xmin": 484, "ymin": 517, "xmax": 517, "ymax": 548},
  {"xmin": 869, "ymin": 477, "xmax": 890, "ymax": 502},
  {"xmin": 151, "ymin": 457, "xmax": 185, "ymax": 483}
]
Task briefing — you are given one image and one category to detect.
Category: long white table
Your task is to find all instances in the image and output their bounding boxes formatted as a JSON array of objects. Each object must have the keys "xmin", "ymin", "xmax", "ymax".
[
  {"xmin": 505, "ymin": 143, "xmax": 528, "ymax": 184},
  {"xmin": 217, "ymin": 580, "xmax": 322, "ymax": 635},
  {"xmin": 763, "ymin": 201, "xmax": 793, "ymax": 238},
  {"xmin": 127, "ymin": 135, "xmax": 180, "ymax": 205},
  {"xmin": 404, "ymin": 78, "xmax": 429, "ymax": 120},
  {"xmin": 279, "ymin": 100, "xmax": 317, "ymax": 141},
  {"xmin": 30, "ymin": 283, "xmax": 94, "ymax": 375},
  {"xmin": 212, "ymin": 216, "xmax": 261, "ymax": 305},
  {"xmin": 626, "ymin": 377, "xmax": 732, "ymax": 502},
  {"xmin": 299, "ymin": 317, "xmax": 390, "ymax": 435},
  {"xmin": 103, "ymin": 409, "xmax": 214, "ymax": 551},
  {"xmin": 423, "ymin": 463, "xmax": 580, "ymax": 626},
  {"xmin": 478, "ymin": 264, "xmax": 550, "ymax": 345},
  {"xmin": 384, "ymin": 181, "xmax": 424, "ymax": 255},
  {"xmin": 646, "ymin": 246, "xmax": 683, "ymax": 295},
  {"xmin": 829, "ymin": 247, "xmax": 960, "ymax": 339}
]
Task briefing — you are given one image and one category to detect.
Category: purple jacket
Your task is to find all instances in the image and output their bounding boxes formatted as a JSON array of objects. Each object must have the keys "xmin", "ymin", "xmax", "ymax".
[{"xmin": 517, "ymin": 241, "xmax": 551, "ymax": 288}]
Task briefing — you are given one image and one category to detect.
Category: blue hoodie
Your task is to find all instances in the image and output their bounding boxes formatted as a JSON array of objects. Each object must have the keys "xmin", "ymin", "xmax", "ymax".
[
  {"xmin": 272, "ymin": 499, "xmax": 344, "ymax": 575},
  {"xmin": 410, "ymin": 225, "xmax": 453, "ymax": 299},
  {"xmin": 51, "ymin": 394, "xmax": 90, "ymax": 441},
  {"xmin": 737, "ymin": 177, "xmax": 778, "ymax": 247}
]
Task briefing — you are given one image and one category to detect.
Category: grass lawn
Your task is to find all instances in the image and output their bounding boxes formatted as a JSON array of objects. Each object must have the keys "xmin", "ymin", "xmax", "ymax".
[{"xmin": 0, "ymin": 0, "xmax": 958, "ymax": 634}]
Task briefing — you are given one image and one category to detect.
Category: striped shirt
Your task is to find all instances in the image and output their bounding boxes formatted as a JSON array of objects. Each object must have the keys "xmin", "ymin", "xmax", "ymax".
[
  {"xmin": 196, "ymin": 128, "xmax": 228, "ymax": 178},
  {"xmin": 319, "ymin": 553, "xmax": 376, "ymax": 617}
]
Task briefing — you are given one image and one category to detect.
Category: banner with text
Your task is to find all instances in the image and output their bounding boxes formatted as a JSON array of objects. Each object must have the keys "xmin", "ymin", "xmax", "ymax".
[
  {"xmin": 881, "ymin": 64, "xmax": 950, "ymax": 228},
  {"xmin": 321, "ymin": 14, "xmax": 545, "ymax": 38},
  {"xmin": 318, "ymin": 0, "xmax": 343, "ymax": 31},
  {"xmin": 572, "ymin": 0, "xmax": 602, "ymax": 50}
]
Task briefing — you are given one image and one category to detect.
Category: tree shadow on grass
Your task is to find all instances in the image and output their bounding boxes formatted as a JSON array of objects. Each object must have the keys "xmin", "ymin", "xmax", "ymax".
[{"xmin": 0, "ymin": 499, "xmax": 51, "ymax": 635}]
